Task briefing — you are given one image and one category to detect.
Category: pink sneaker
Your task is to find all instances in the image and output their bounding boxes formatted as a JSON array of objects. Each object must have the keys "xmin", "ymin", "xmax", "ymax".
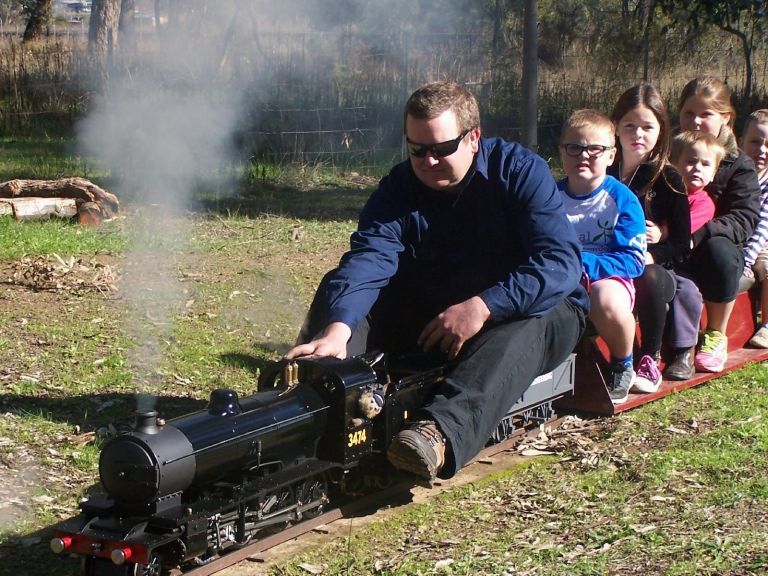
[
  {"xmin": 695, "ymin": 330, "xmax": 728, "ymax": 373},
  {"xmin": 633, "ymin": 355, "xmax": 662, "ymax": 393}
]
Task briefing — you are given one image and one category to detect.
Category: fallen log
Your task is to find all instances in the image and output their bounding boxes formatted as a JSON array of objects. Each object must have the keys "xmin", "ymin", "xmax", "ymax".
[
  {"xmin": 0, "ymin": 197, "xmax": 78, "ymax": 221},
  {"xmin": 0, "ymin": 177, "xmax": 119, "ymax": 225}
]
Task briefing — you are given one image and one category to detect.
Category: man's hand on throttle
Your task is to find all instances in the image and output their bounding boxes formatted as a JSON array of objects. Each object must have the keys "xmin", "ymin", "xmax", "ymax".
[{"xmin": 284, "ymin": 322, "xmax": 351, "ymax": 359}]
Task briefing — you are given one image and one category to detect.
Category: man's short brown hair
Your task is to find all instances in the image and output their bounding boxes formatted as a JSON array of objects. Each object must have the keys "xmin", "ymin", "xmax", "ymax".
[{"xmin": 404, "ymin": 81, "xmax": 480, "ymax": 134}]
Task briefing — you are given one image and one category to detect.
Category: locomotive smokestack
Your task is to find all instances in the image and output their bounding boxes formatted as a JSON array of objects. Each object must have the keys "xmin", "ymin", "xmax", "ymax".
[{"xmin": 134, "ymin": 410, "xmax": 161, "ymax": 434}]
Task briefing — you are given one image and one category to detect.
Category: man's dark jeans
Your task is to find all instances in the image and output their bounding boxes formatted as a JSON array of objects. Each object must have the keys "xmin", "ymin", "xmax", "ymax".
[{"xmin": 300, "ymin": 274, "xmax": 586, "ymax": 478}]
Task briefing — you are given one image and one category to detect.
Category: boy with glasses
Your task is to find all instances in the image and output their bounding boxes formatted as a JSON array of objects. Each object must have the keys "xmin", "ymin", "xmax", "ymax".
[
  {"xmin": 557, "ymin": 109, "xmax": 647, "ymax": 404},
  {"xmin": 286, "ymin": 81, "xmax": 588, "ymax": 483}
]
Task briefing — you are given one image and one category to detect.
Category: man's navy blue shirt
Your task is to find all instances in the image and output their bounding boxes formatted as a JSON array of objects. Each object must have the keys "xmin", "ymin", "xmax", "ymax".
[{"xmin": 318, "ymin": 137, "xmax": 589, "ymax": 332}]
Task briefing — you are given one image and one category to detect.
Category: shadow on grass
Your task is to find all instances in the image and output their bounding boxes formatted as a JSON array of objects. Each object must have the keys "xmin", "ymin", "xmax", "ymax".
[
  {"xmin": 194, "ymin": 180, "xmax": 372, "ymax": 221},
  {"xmin": 0, "ymin": 393, "xmax": 207, "ymax": 430},
  {"xmin": 219, "ymin": 351, "xmax": 273, "ymax": 373},
  {"xmin": 0, "ymin": 526, "xmax": 83, "ymax": 576},
  {"xmin": 1, "ymin": 356, "xmax": 279, "ymax": 430}
]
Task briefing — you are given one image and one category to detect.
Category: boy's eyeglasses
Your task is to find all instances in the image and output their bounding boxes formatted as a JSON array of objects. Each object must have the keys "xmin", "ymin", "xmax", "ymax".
[
  {"xmin": 561, "ymin": 143, "xmax": 613, "ymax": 158},
  {"xmin": 406, "ymin": 130, "xmax": 470, "ymax": 158}
]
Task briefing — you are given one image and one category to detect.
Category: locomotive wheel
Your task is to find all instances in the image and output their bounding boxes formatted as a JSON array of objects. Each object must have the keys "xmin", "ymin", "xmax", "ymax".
[
  {"xmin": 297, "ymin": 476, "xmax": 328, "ymax": 519},
  {"xmin": 134, "ymin": 553, "xmax": 162, "ymax": 576},
  {"xmin": 261, "ymin": 486, "xmax": 294, "ymax": 517}
]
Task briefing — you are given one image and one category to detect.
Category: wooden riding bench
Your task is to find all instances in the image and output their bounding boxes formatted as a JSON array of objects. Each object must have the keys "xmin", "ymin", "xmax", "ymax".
[{"xmin": 557, "ymin": 280, "xmax": 768, "ymax": 415}]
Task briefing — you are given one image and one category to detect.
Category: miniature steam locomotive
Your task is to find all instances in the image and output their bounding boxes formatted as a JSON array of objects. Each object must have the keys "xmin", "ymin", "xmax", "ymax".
[{"xmin": 49, "ymin": 352, "xmax": 574, "ymax": 576}]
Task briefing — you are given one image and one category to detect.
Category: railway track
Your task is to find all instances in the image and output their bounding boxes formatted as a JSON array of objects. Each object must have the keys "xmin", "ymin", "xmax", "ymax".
[{"xmin": 182, "ymin": 417, "xmax": 569, "ymax": 576}]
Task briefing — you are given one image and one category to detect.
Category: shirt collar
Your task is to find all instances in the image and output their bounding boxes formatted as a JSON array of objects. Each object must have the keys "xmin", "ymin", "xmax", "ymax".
[{"xmin": 473, "ymin": 137, "xmax": 489, "ymax": 181}]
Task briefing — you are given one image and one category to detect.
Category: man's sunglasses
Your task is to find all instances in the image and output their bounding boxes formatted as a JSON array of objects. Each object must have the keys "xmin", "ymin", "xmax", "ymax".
[
  {"xmin": 560, "ymin": 143, "xmax": 614, "ymax": 158},
  {"xmin": 406, "ymin": 130, "xmax": 470, "ymax": 158}
]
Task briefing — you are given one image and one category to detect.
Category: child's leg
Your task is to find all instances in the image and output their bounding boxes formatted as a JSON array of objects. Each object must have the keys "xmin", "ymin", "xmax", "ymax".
[
  {"xmin": 755, "ymin": 249, "xmax": 768, "ymax": 324},
  {"xmin": 703, "ymin": 299, "xmax": 736, "ymax": 334},
  {"xmin": 761, "ymin": 281, "xmax": 768, "ymax": 323},
  {"xmin": 588, "ymin": 277, "xmax": 635, "ymax": 359},
  {"xmin": 668, "ymin": 275, "xmax": 703, "ymax": 349},
  {"xmin": 749, "ymin": 249, "xmax": 768, "ymax": 348},
  {"xmin": 589, "ymin": 277, "xmax": 636, "ymax": 404},
  {"xmin": 634, "ymin": 264, "xmax": 676, "ymax": 358},
  {"xmin": 663, "ymin": 274, "xmax": 702, "ymax": 380}
]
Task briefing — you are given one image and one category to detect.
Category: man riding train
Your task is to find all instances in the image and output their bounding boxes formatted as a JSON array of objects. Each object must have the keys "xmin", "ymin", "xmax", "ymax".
[{"xmin": 286, "ymin": 81, "xmax": 588, "ymax": 481}]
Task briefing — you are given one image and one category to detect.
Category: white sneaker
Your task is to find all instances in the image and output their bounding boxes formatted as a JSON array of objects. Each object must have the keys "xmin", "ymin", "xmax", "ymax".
[
  {"xmin": 632, "ymin": 354, "xmax": 662, "ymax": 393},
  {"xmin": 749, "ymin": 325, "xmax": 768, "ymax": 349}
]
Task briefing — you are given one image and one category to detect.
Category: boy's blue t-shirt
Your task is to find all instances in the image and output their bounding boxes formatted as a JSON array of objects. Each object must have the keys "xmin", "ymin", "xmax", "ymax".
[{"xmin": 557, "ymin": 174, "xmax": 646, "ymax": 282}]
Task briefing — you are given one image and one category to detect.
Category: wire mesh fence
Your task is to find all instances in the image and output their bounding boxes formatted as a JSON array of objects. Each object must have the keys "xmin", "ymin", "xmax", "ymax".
[{"xmin": 2, "ymin": 22, "xmax": 768, "ymax": 171}]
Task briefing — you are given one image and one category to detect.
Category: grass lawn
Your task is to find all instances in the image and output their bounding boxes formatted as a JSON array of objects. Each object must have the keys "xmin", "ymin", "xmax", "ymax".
[{"xmin": 0, "ymin": 139, "xmax": 766, "ymax": 575}]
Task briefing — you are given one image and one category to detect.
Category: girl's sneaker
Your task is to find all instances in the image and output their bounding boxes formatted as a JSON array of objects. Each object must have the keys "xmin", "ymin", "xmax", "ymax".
[
  {"xmin": 695, "ymin": 329, "xmax": 728, "ymax": 373},
  {"xmin": 749, "ymin": 325, "xmax": 768, "ymax": 348},
  {"xmin": 632, "ymin": 354, "xmax": 662, "ymax": 393}
]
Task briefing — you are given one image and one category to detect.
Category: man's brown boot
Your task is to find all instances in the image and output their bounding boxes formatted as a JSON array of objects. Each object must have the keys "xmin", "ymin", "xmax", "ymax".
[{"xmin": 387, "ymin": 420, "xmax": 446, "ymax": 481}]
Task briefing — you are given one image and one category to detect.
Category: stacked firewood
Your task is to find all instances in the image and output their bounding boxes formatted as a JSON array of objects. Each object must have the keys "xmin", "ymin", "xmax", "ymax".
[{"xmin": 0, "ymin": 178, "xmax": 119, "ymax": 226}]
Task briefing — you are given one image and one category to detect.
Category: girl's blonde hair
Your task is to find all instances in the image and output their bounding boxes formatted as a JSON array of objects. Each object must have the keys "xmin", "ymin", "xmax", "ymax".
[{"xmin": 678, "ymin": 77, "xmax": 736, "ymax": 131}]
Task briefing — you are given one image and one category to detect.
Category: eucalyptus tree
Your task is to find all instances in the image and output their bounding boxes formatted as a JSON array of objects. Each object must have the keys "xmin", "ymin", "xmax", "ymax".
[
  {"xmin": 657, "ymin": 0, "xmax": 767, "ymax": 100},
  {"xmin": 89, "ymin": 0, "xmax": 120, "ymax": 87},
  {"xmin": 21, "ymin": 0, "xmax": 52, "ymax": 42}
]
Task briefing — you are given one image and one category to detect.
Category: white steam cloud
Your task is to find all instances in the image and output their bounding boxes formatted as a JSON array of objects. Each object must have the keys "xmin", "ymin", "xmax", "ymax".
[
  {"xmin": 74, "ymin": 0, "xmax": 478, "ymax": 404},
  {"xmin": 76, "ymin": 6, "xmax": 247, "ymax": 404}
]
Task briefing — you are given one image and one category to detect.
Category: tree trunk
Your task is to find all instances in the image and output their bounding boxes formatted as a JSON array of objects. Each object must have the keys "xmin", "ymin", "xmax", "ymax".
[
  {"xmin": 88, "ymin": 0, "xmax": 121, "ymax": 87},
  {"xmin": 521, "ymin": 0, "xmax": 538, "ymax": 151},
  {"xmin": 22, "ymin": 0, "xmax": 53, "ymax": 43},
  {"xmin": 119, "ymin": 0, "xmax": 136, "ymax": 50},
  {"xmin": 642, "ymin": 0, "xmax": 656, "ymax": 82},
  {"xmin": 740, "ymin": 34, "xmax": 754, "ymax": 110},
  {"xmin": 154, "ymin": 0, "xmax": 162, "ymax": 32}
]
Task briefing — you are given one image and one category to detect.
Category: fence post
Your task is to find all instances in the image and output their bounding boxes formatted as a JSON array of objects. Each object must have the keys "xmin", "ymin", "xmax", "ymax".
[{"xmin": 521, "ymin": 0, "xmax": 538, "ymax": 151}]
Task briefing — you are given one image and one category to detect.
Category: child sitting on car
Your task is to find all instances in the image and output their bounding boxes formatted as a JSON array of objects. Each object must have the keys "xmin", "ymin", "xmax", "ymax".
[
  {"xmin": 738, "ymin": 110, "xmax": 768, "ymax": 348},
  {"xmin": 557, "ymin": 109, "xmax": 646, "ymax": 405}
]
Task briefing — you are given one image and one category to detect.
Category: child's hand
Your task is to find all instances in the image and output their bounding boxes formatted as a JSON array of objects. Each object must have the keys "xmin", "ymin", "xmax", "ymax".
[
  {"xmin": 645, "ymin": 220, "xmax": 665, "ymax": 244},
  {"xmin": 743, "ymin": 267, "xmax": 755, "ymax": 280},
  {"xmin": 659, "ymin": 222, "xmax": 669, "ymax": 242}
]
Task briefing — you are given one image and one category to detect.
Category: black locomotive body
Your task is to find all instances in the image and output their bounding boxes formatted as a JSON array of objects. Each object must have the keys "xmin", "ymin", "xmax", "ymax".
[{"xmin": 50, "ymin": 353, "xmax": 574, "ymax": 575}]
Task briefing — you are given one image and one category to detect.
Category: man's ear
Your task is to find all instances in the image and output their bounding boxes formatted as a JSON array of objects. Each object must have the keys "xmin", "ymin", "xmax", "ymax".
[{"xmin": 469, "ymin": 127, "xmax": 481, "ymax": 152}]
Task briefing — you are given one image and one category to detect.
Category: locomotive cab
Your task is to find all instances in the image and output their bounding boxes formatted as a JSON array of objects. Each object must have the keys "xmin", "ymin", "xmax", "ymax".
[{"xmin": 265, "ymin": 356, "xmax": 386, "ymax": 467}]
